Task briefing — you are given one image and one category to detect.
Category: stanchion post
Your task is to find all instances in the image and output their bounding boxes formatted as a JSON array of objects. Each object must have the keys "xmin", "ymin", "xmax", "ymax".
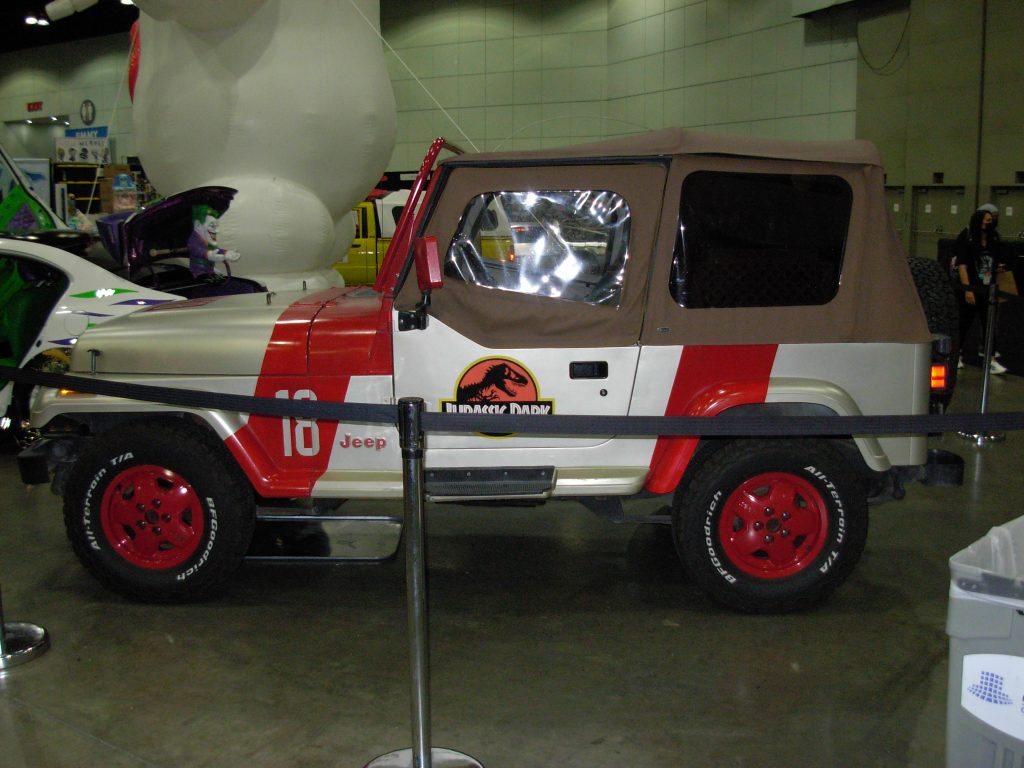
[
  {"xmin": 364, "ymin": 398, "xmax": 484, "ymax": 768},
  {"xmin": 402, "ymin": 397, "xmax": 431, "ymax": 768},
  {"xmin": 979, "ymin": 280, "xmax": 1000, "ymax": 415},
  {"xmin": 959, "ymin": 281, "xmax": 1006, "ymax": 445},
  {"xmin": 0, "ymin": 580, "xmax": 50, "ymax": 672},
  {"xmin": 1, "ymin": 584, "xmax": 6, "ymax": 657}
]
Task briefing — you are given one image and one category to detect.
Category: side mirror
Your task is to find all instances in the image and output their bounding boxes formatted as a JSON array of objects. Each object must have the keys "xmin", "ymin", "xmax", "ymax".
[{"xmin": 414, "ymin": 235, "xmax": 443, "ymax": 292}]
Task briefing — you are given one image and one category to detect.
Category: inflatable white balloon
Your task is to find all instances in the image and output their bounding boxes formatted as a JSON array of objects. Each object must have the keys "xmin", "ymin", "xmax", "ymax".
[{"xmin": 131, "ymin": 0, "xmax": 397, "ymax": 289}]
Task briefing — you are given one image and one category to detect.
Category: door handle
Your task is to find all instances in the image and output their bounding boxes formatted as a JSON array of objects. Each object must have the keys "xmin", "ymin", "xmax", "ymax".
[{"xmin": 570, "ymin": 361, "xmax": 608, "ymax": 379}]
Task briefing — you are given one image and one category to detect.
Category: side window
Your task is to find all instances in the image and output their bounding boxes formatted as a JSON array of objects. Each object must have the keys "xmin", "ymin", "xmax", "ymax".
[
  {"xmin": 671, "ymin": 171, "xmax": 852, "ymax": 308},
  {"xmin": 352, "ymin": 207, "xmax": 364, "ymax": 240},
  {"xmin": 445, "ymin": 190, "xmax": 631, "ymax": 306}
]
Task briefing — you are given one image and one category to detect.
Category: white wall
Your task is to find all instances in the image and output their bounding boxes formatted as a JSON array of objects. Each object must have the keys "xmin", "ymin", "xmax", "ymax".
[
  {"xmin": 0, "ymin": 33, "xmax": 134, "ymax": 162},
  {"xmin": 384, "ymin": 0, "xmax": 859, "ymax": 169},
  {"xmin": 0, "ymin": 1, "xmax": 859, "ymax": 177}
]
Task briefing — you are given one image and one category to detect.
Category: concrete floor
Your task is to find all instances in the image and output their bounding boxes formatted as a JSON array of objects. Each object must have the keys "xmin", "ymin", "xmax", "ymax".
[{"xmin": 0, "ymin": 365, "xmax": 1022, "ymax": 768}]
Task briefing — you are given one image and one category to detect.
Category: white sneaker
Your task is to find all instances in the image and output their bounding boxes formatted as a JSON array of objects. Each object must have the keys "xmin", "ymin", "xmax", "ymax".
[
  {"xmin": 990, "ymin": 358, "xmax": 1008, "ymax": 375},
  {"xmin": 958, "ymin": 355, "xmax": 965, "ymax": 370}
]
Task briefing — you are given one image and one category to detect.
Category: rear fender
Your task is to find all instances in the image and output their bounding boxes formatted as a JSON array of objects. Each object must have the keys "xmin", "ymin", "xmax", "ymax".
[
  {"xmin": 645, "ymin": 379, "xmax": 776, "ymax": 494},
  {"xmin": 763, "ymin": 378, "xmax": 890, "ymax": 471},
  {"xmin": 644, "ymin": 378, "xmax": 889, "ymax": 494}
]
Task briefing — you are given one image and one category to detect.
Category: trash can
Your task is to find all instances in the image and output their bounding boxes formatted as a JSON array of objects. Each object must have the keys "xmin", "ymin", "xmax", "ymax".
[{"xmin": 947, "ymin": 516, "xmax": 1024, "ymax": 767}]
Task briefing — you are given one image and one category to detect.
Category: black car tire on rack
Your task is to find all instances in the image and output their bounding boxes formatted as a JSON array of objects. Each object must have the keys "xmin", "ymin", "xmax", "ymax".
[
  {"xmin": 672, "ymin": 439, "xmax": 868, "ymax": 613},
  {"xmin": 63, "ymin": 419, "xmax": 255, "ymax": 602}
]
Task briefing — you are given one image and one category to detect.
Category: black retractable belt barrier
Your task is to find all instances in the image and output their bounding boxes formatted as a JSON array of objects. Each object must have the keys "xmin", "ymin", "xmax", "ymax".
[{"xmin": 3, "ymin": 364, "xmax": 1024, "ymax": 437}]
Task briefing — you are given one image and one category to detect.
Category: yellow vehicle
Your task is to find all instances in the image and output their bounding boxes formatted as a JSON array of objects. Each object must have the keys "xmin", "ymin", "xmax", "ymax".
[
  {"xmin": 333, "ymin": 190, "xmax": 407, "ymax": 285},
  {"xmin": 335, "ymin": 188, "xmax": 513, "ymax": 285}
]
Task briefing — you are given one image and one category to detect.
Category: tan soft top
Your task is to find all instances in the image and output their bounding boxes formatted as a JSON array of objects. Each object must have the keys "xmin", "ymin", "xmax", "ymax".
[
  {"xmin": 407, "ymin": 127, "xmax": 928, "ymax": 349},
  {"xmin": 444, "ymin": 127, "xmax": 882, "ymax": 168}
]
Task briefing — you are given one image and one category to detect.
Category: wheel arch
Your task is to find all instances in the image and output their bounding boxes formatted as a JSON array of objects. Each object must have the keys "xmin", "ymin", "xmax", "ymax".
[
  {"xmin": 36, "ymin": 392, "xmax": 325, "ymax": 499},
  {"xmin": 762, "ymin": 379, "xmax": 891, "ymax": 471},
  {"xmin": 42, "ymin": 408, "xmax": 249, "ymax": 495},
  {"xmin": 646, "ymin": 389, "xmax": 888, "ymax": 495}
]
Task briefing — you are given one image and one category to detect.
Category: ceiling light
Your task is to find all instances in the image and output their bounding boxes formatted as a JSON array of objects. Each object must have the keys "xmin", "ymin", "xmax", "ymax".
[
  {"xmin": 25, "ymin": 15, "xmax": 39, "ymax": 24},
  {"xmin": 37, "ymin": 18, "xmax": 50, "ymax": 25}
]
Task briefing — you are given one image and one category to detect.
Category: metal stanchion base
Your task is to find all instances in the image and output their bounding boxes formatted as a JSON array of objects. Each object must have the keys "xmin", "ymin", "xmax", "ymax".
[
  {"xmin": 957, "ymin": 430, "xmax": 1007, "ymax": 446},
  {"xmin": 0, "ymin": 622, "xmax": 49, "ymax": 671},
  {"xmin": 364, "ymin": 748, "xmax": 484, "ymax": 768}
]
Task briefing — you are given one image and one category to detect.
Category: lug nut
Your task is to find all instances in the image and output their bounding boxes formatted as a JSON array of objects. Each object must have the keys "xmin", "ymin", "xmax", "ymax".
[
  {"xmin": 781, "ymin": 511, "xmax": 791, "ymax": 520},
  {"xmin": 764, "ymin": 534, "xmax": 774, "ymax": 544},
  {"xmin": 753, "ymin": 521, "xmax": 764, "ymax": 530},
  {"xmin": 781, "ymin": 529, "xmax": 790, "ymax": 537},
  {"xmin": 153, "ymin": 527, "xmax": 162, "ymax": 535},
  {"xmin": 764, "ymin": 507, "xmax": 774, "ymax": 516}
]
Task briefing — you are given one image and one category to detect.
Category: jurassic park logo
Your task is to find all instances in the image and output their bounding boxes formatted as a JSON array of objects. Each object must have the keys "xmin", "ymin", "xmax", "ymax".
[{"xmin": 440, "ymin": 358, "xmax": 554, "ymax": 416}]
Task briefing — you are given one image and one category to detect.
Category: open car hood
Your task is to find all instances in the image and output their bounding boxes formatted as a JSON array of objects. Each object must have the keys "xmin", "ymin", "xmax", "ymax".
[{"xmin": 98, "ymin": 186, "xmax": 236, "ymax": 274}]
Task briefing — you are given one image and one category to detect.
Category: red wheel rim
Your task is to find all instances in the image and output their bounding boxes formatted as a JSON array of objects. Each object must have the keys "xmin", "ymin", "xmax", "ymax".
[
  {"xmin": 718, "ymin": 472, "xmax": 829, "ymax": 580},
  {"xmin": 100, "ymin": 465, "xmax": 205, "ymax": 570}
]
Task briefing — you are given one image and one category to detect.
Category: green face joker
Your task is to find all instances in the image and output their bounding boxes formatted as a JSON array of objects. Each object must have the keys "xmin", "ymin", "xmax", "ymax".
[
  {"xmin": 192, "ymin": 204, "xmax": 220, "ymax": 245},
  {"xmin": 189, "ymin": 204, "xmax": 240, "ymax": 278}
]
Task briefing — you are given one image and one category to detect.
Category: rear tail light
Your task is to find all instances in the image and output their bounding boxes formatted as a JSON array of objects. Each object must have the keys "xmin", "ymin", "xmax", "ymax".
[{"xmin": 930, "ymin": 363, "xmax": 948, "ymax": 392}]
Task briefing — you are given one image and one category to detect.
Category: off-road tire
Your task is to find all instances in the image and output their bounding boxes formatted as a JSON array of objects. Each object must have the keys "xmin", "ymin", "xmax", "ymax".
[
  {"xmin": 672, "ymin": 439, "xmax": 868, "ymax": 613},
  {"xmin": 63, "ymin": 420, "xmax": 255, "ymax": 602}
]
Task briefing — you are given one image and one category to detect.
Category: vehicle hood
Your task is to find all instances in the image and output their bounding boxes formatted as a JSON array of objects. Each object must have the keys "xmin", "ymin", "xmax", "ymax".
[{"xmin": 69, "ymin": 286, "xmax": 387, "ymax": 376}]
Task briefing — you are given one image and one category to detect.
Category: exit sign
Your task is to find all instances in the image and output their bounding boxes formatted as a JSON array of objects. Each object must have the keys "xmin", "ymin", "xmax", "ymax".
[{"xmin": 26, "ymin": 101, "xmax": 43, "ymax": 112}]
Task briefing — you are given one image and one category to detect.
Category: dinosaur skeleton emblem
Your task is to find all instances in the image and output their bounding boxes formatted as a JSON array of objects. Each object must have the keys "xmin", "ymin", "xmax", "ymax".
[
  {"xmin": 457, "ymin": 362, "xmax": 529, "ymax": 403},
  {"xmin": 441, "ymin": 358, "xmax": 554, "ymax": 418}
]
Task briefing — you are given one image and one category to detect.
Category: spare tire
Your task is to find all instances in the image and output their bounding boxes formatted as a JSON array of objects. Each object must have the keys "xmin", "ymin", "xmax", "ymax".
[{"xmin": 908, "ymin": 255, "xmax": 959, "ymax": 406}]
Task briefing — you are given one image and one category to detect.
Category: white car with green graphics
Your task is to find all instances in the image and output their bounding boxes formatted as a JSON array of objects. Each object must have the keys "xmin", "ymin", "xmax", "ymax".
[{"xmin": 0, "ymin": 236, "xmax": 177, "ymax": 438}]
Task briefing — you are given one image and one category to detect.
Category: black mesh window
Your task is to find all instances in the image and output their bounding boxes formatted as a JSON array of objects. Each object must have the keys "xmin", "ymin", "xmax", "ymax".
[{"xmin": 671, "ymin": 171, "xmax": 852, "ymax": 308}]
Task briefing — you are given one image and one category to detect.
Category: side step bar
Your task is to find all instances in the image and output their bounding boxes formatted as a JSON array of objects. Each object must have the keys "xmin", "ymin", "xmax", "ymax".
[{"xmin": 425, "ymin": 466, "xmax": 555, "ymax": 500}]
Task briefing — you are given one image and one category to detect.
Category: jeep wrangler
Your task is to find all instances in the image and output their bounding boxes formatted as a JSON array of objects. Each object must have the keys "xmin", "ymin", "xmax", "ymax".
[{"xmin": 21, "ymin": 129, "xmax": 959, "ymax": 612}]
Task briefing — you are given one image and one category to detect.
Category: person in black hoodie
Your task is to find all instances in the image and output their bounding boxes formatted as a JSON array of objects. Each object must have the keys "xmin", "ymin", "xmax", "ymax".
[{"xmin": 954, "ymin": 205, "xmax": 1007, "ymax": 374}]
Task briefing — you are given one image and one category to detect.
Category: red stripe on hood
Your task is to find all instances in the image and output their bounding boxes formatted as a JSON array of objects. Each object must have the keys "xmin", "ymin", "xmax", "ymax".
[{"xmin": 224, "ymin": 290, "xmax": 391, "ymax": 497}]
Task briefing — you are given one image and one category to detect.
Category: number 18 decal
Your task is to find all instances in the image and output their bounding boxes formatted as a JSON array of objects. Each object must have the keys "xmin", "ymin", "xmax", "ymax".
[{"xmin": 276, "ymin": 389, "xmax": 320, "ymax": 457}]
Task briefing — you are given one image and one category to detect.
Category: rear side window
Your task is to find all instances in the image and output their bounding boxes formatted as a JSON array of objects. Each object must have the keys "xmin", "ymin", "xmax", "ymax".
[
  {"xmin": 445, "ymin": 190, "xmax": 631, "ymax": 306},
  {"xmin": 671, "ymin": 171, "xmax": 852, "ymax": 308}
]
